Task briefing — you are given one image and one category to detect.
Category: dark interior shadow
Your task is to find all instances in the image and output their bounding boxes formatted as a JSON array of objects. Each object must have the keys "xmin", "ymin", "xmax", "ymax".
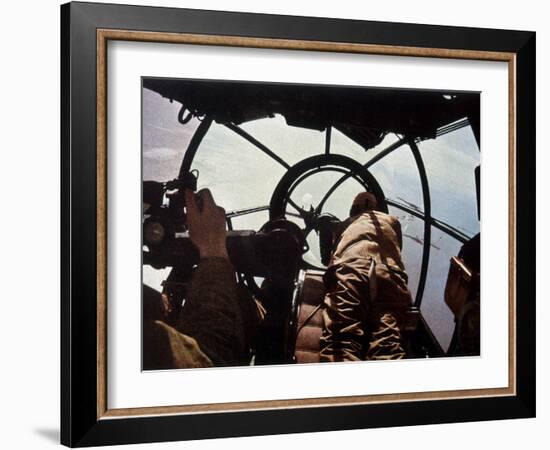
[{"xmin": 34, "ymin": 428, "xmax": 59, "ymax": 443}]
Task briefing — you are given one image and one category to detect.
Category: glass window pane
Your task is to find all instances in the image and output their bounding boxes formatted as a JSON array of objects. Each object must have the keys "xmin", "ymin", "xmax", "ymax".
[
  {"xmin": 368, "ymin": 145, "xmax": 424, "ymax": 213},
  {"xmin": 362, "ymin": 133, "xmax": 401, "ymax": 162},
  {"xmin": 142, "ymin": 88, "xmax": 200, "ymax": 181},
  {"xmin": 322, "ymin": 177, "xmax": 370, "ymax": 220},
  {"xmin": 142, "ymin": 88, "xmax": 200, "ymax": 291},
  {"xmin": 388, "ymin": 205, "xmax": 423, "ymax": 300},
  {"xmin": 191, "ymin": 122, "xmax": 286, "ymax": 212},
  {"xmin": 289, "ymin": 171, "xmax": 352, "ymax": 219},
  {"xmin": 287, "ymin": 171, "xmax": 359, "ymax": 268},
  {"xmin": 330, "ymin": 127, "xmax": 368, "ymax": 160},
  {"xmin": 420, "ymin": 226, "xmax": 463, "ymax": 352},
  {"xmin": 419, "ymin": 125, "xmax": 480, "ymax": 237},
  {"xmin": 229, "ymin": 209, "xmax": 270, "ymax": 231},
  {"xmin": 239, "ymin": 114, "xmax": 326, "ymax": 166}
]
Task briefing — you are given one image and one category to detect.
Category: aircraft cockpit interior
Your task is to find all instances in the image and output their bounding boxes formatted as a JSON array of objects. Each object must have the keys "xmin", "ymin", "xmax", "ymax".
[{"xmin": 142, "ymin": 78, "xmax": 481, "ymax": 368}]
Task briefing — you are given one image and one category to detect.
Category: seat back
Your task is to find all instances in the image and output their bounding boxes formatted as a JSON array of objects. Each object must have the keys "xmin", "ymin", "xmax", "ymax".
[{"xmin": 290, "ymin": 270, "xmax": 326, "ymax": 364}]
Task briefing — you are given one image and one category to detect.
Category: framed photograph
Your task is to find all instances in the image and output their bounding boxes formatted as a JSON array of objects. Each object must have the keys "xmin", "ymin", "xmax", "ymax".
[{"xmin": 61, "ymin": 1, "xmax": 535, "ymax": 446}]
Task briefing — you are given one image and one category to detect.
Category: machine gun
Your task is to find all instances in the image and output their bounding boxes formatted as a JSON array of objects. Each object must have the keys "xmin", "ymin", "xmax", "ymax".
[
  {"xmin": 142, "ymin": 173, "xmax": 306, "ymax": 284},
  {"xmin": 142, "ymin": 171, "xmax": 198, "ymax": 248}
]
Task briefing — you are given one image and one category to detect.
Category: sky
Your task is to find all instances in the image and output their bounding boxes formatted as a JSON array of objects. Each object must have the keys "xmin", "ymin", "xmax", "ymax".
[{"xmin": 142, "ymin": 86, "xmax": 480, "ymax": 352}]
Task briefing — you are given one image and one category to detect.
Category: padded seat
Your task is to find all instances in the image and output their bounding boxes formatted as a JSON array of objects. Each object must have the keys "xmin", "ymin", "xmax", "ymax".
[{"xmin": 292, "ymin": 270, "xmax": 326, "ymax": 364}]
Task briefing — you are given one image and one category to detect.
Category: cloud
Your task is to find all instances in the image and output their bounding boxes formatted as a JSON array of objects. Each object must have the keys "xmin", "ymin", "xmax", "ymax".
[{"xmin": 143, "ymin": 146, "xmax": 181, "ymax": 160}]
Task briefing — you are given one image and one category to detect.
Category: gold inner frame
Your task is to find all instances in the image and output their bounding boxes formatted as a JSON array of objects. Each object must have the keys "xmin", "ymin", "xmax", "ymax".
[{"xmin": 96, "ymin": 29, "xmax": 517, "ymax": 419}]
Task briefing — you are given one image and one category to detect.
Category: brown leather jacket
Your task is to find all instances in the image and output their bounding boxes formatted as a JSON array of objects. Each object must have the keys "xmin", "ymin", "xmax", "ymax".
[
  {"xmin": 144, "ymin": 257, "xmax": 256, "ymax": 369},
  {"xmin": 320, "ymin": 211, "xmax": 412, "ymax": 362}
]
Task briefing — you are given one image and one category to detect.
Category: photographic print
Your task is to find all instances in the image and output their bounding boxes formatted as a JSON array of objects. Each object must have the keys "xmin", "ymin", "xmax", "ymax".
[{"xmin": 141, "ymin": 78, "xmax": 481, "ymax": 370}]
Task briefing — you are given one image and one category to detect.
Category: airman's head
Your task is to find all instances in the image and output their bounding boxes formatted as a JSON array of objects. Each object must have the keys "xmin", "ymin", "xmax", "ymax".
[{"xmin": 349, "ymin": 192, "xmax": 378, "ymax": 217}]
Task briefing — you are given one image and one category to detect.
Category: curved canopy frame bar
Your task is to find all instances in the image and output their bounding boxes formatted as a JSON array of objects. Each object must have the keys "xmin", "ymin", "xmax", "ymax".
[{"xmin": 407, "ymin": 138, "xmax": 432, "ymax": 308}]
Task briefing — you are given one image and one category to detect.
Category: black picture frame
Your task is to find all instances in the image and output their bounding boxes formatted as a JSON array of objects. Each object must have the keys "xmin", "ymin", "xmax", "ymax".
[{"xmin": 61, "ymin": 1, "xmax": 535, "ymax": 447}]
